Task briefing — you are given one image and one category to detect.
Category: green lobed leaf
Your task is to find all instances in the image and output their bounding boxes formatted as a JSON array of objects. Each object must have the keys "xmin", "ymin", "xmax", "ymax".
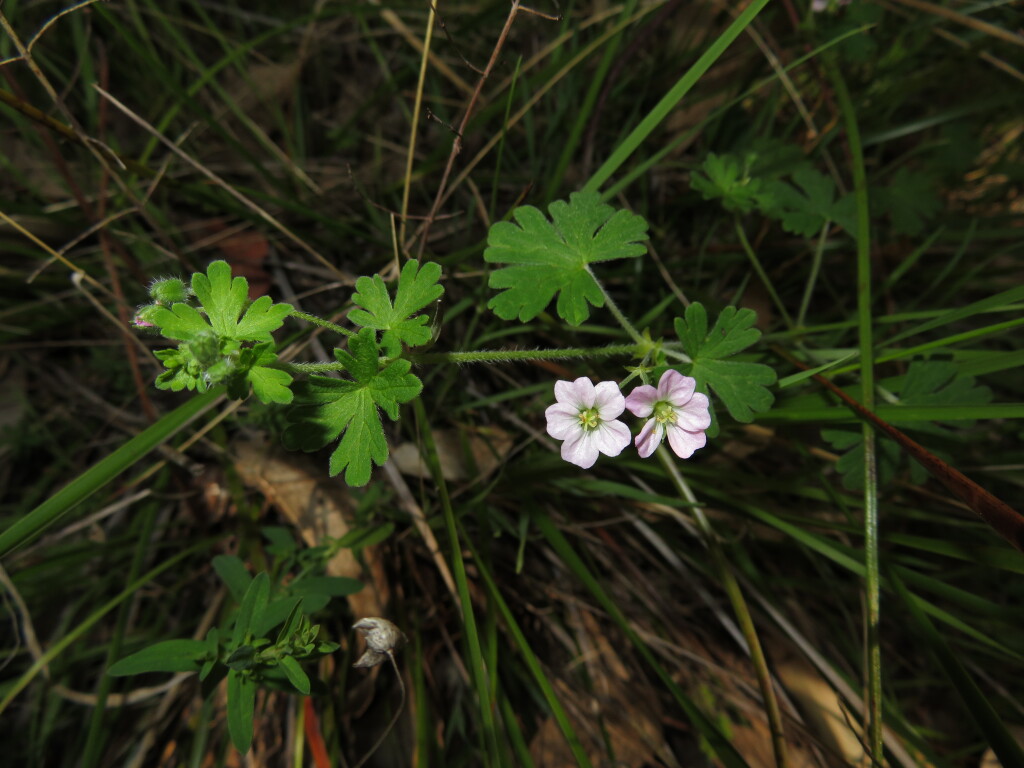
[
  {"xmin": 874, "ymin": 167, "xmax": 941, "ymax": 236},
  {"xmin": 279, "ymin": 655, "xmax": 311, "ymax": 695},
  {"xmin": 484, "ymin": 191, "xmax": 648, "ymax": 326},
  {"xmin": 674, "ymin": 303, "xmax": 776, "ymax": 426},
  {"xmin": 690, "ymin": 153, "xmax": 765, "ymax": 214},
  {"xmin": 242, "ymin": 345, "xmax": 294, "ymax": 405},
  {"xmin": 348, "ymin": 260, "xmax": 444, "ymax": 356},
  {"xmin": 150, "ymin": 302, "xmax": 210, "ymax": 342},
  {"xmin": 762, "ymin": 166, "xmax": 851, "ymax": 237},
  {"xmin": 282, "ymin": 329, "xmax": 422, "ymax": 486},
  {"xmin": 108, "ymin": 639, "xmax": 207, "ymax": 676},
  {"xmin": 154, "ymin": 261, "xmax": 293, "ymax": 343},
  {"xmin": 148, "ymin": 263, "xmax": 292, "ymax": 398},
  {"xmin": 227, "ymin": 669, "xmax": 257, "ymax": 753}
]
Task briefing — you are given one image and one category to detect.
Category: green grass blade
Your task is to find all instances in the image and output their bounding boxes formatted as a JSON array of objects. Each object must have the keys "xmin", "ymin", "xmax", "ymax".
[
  {"xmin": 0, "ymin": 389, "xmax": 224, "ymax": 557},
  {"xmin": 0, "ymin": 538, "xmax": 212, "ymax": 715},
  {"xmin": 412, "ymin": 398, "xmax": 501, "ymax": 765},
  {"xmin": 532, "ymin": 511, "xmax": 751, "ymax": 768},
  {"xmin": 582, "ymin": 0, "xmax": 771, "ymax": 195},
  {"xmin": 889, "ymin": 568, "xmax": 1024, "ymax": 767},
  {"xmin": 825, "ymin": 51, "xmax": 883, "ymax": 766},
  {"xmin": 472, "ymin": 544, "xmax": 593, "ymax": 768}
]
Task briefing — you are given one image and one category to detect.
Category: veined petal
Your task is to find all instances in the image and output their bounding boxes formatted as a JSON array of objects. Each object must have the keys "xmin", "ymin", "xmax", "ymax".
[
  {"xmin": 593, "ymin": 419, "xmax": 630, "ymax": 457},
  {"xmin": 675, "ymin": 392, "xmax": 711, "ymax": 431},
  {"xmin": 624, "ymin": 384, "xmax": 658, "ymax": 417},
  {"xmin": 545, "ymin": 403, "xmax": 583, "ymax": 439},
  {"xmin": 659, "ymin": 369, "xmax": 696, "ymax": 405},
  {"xmin": 593, "ymin": 381, "xmax": 625, "ymax": 420},
  {"xmin": 560, "ymin": 429, "xmax": 599, "ymax": 469},
  {"xmin": 572, "ymin": 377, "xmax": 598, "ymax": 408},
  {"xmin": 666, "ymin": 424, "xmax": 706, "ymax": 459},
  {"xmin": 634, "ymin": 418, "xmax": 664, "ymax": 458},
  {"xmin": 554, "ymin": 377, "xmax": 593, "ymax": 409}
]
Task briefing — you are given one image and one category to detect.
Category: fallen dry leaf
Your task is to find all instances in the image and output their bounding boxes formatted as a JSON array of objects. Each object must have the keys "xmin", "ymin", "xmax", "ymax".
[
  {"xmin": 391, "ymin": 426, "xmax": 513, "ymax": 481},
  {"xmin": 233, "ymin": 438, "xmax": 388, "ymax": 618},
  {"xmin": 776, "ymin": 659, "xmax": 863, "ymax": 765}
]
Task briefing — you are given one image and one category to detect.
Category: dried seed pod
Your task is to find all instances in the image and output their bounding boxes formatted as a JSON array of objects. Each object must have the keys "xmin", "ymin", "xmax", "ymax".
[{"xmin": 352, "ymin": 617, "xmax": 406, "ymax": 668}]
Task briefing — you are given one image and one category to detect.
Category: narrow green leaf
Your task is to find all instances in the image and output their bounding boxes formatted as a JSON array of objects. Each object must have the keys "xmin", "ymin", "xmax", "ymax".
[
  {"xmin": 472, "ymin": 546, "xmax": 593, "ymax": 768},
  {"xmin": 108, "ymin": 639, "xmax": 207, "ymax": 676},
  {"xmin": 777, "ymin": 353, "xmax": 857, "ymax": 388},
  {"xmin": 253, "ymin": 596, "xmax": 302, "ymax": 639},
  {"xmin": 279, "ymin": 656, "xmax": 311, "ymax": 695},
  {"xmin": 333, "ymin": 523, "xmax": 395, "ymax": 551},
  {"xmin": 212, "ymin": 555, "xmax": 252, "ymax": 603},
  {"xmin": 227, "ymin": 669, "xmax": 257, "ymax": 753},
  {"xmin": 232, "ymin": 572, "xmax": 270, "ymax": 646},
  {"xmin": 275, "ymin": 599, "xmax": 306, "ymax": 646}
]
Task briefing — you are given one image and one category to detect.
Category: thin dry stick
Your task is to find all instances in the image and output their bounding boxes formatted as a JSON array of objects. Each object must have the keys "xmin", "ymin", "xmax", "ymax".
[
  {"xmin": 0, "ymin": 209, "xmax": 107, "ymax": 293},
  {"xmin": 0, "ymin": 8, "xmax": 123, "ymax": 170},
  {"xmin": 417, "ymin": 4, "xmax": 660, "ymax": 236},
  {"xmin": 351, "ymin": 652, "xmax": 406, "ymax": 768},
  {"xmin": 889, "ymin": 0, "xmax": 1024, "ymax": 49},
  {"xmin": 398, "ymin": 0, "xmax": 440, "ymax": 249},
  {"xmin": 0, "ymin": 564, "xmax": 223, "ymax": 707},
  {"xmin": 414, "ymin": 0, "xmax": 524, "ymax": 256},
  {"xmin": 92, "ymin": 85, "xmax": 349, "ymax": 282},
  {"xmin": 2, "ymin": 9, "xmax": 190, "ymax": 273},
  {"xmin": 382, "ymin": 460, "xmax": 459, "ymax": 608},
  {"xmin": 0, "ymin": 0, "xmax": 104, "ymax": 67}
]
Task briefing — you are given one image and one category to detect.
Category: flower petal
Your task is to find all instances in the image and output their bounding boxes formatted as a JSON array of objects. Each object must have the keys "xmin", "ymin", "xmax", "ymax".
[
  {"xmin": 593, "ymin": 381, "xmax": 625, "ymax": 420},
  {"xmin": 658, "ymin": 369, "xmax": 696, "ymax": 406},
  {"xmin": 560, "ymin": 429, "xmax": 599, "ymax": 469},
  {"xmin": 545, "ymin": 403, "xmax": 583, "ymax": 439},
  {"xmin": 624, "ymin": 384, "xmax": 658, "ymax": 417},
  {"xmin": 554, "ymin": 378, "xmax": 593, "ymax": 409},
  {"xmin": 570, "ymin": 377, "xmax": 597, "ymax": 408},
  {"xmin": 634, "ymin": 418, "xmax": 663, "ymax": 458},
  {"xmin": 666, "ymin": 424, "xmax": 706, "ymax": 459},
  {"xmin": 593, "ymin": 419, "xmax": 630, "ymax": 458},
  {"xmin": 675, "ymin": 392, "xmax": 711, "ymax": 431}
]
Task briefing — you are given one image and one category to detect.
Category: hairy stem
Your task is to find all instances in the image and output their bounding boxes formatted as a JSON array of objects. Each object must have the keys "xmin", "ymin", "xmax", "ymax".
[{"xmin": 289, "ymin": 310, "xmax": 353, "ymax": 337}]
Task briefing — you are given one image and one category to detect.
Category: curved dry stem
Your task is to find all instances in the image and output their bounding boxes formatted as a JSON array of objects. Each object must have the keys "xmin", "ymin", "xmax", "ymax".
[{"xmin": 352, "ymin": 651, "xmax": 406, "ymax": 768}]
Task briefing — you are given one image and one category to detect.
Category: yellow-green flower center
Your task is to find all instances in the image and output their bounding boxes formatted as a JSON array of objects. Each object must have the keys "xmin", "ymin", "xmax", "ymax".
[
  {"xmin": 653, "ymin": 401, "xmax": 677, "ymax": 425},
  {"xmin": 577, "ymin": 407, "xmax": 601, "ymax": 431}
]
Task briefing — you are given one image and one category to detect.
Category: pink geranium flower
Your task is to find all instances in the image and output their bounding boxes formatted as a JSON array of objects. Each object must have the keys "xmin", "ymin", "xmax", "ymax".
[
  {"xmin": 545, "ymin": 377, "xmax": 631, "ymax": 469},
  {"xmin": 624, "ymin": 370, "xmax": 711, "ymax": 459}
]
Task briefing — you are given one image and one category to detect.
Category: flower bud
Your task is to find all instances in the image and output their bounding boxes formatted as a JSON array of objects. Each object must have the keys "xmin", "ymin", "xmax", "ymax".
[
  {"xmin": 352, "ymin": 617, "xmax": 405, "ymax": 668},
  {"xmin": 132, "ymin": 304, "xmax": 161, "ymax": 328},
  {"xmin": 148, "ymin": 277, "xmax": 190, "ymax": 305}
]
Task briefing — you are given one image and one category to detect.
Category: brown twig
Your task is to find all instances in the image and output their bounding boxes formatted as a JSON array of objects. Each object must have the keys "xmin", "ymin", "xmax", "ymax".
[
  {"xmin": 414, "ymin": 0, "xmax": 524, "ymax": 257},
  {"xmin": 777, "ymin": 347, "xmax": 1024, "ymax": 552}
]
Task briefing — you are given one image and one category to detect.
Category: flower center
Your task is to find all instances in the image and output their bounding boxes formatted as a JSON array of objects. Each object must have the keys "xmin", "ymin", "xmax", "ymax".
[
  {"xmin": 653, "ymin": 401, "xmax": 678, "ymax": 425},
  {"xmin": 577, "ymin": 406, "xmax": 601, "ymax": 431}
]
